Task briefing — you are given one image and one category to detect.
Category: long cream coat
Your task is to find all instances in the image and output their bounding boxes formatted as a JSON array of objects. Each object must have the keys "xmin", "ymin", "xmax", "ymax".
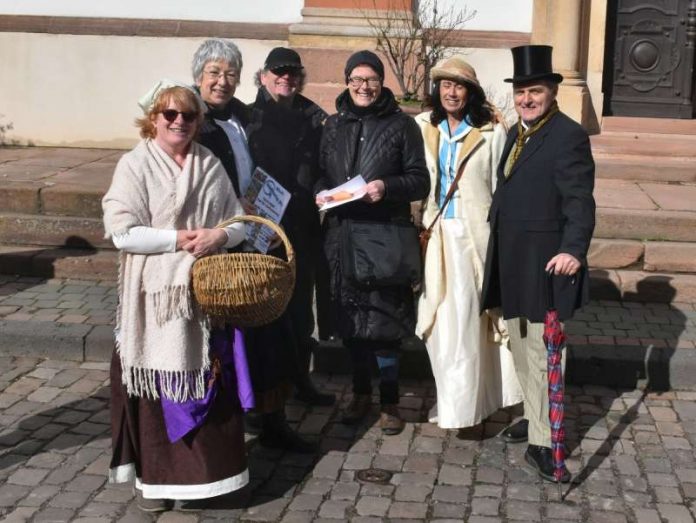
[
  {"xmin": 415, "ymin": 111, "xmax": 522, "ymax": 428},
  {"xmin": 416, "ymin": 113, "xmax": 506, "ymax": 337}
]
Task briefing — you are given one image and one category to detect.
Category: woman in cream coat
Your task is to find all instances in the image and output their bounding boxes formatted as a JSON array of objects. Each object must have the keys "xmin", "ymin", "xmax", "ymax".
[{"xmin": 416, "ymin": 56, "xmax": 522, "ymax": 429}]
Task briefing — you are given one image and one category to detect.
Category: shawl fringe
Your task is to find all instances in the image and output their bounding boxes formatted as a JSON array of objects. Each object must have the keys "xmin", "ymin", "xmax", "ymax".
[
  {"xmin": 150, "ymin": 285, "xmax": 194, "ymax": 326},
  {"xmin": 122, "ymin": 365, "xmax": 206, "ymax": 401}
]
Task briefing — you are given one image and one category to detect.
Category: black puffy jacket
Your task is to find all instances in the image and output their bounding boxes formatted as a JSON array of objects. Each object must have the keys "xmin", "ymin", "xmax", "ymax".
[{"xmin": 316, "ymin": 87, "xmax": 429, "ymax": 341}]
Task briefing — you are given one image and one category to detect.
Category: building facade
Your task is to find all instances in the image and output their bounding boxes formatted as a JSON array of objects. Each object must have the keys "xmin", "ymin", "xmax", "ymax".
[{"xmin": 0, "ymin": 1, "xmax": 693, "ymax": 147}]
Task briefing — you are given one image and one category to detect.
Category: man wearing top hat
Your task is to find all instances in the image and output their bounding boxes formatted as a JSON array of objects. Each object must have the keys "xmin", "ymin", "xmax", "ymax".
[{"xmin": 481, "ymin": 45, "xmax": 595, "ymax": 482}]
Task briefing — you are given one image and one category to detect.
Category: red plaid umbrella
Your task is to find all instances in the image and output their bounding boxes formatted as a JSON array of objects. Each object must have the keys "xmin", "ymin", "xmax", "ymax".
[{"xmin": 544, "ymin": 271, "xmax": 570, "ymax": 496}]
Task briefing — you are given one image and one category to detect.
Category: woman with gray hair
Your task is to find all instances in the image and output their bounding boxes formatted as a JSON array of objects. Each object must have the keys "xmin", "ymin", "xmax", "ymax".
[{"xmin": 193, "ymin": 38, "xmax": 252, "ymax": 197}]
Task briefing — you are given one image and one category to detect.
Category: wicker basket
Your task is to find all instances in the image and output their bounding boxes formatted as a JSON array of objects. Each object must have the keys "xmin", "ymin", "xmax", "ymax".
[{"xmin": 192, "ymin": 215, "xmax": 295, "ymax": 327}]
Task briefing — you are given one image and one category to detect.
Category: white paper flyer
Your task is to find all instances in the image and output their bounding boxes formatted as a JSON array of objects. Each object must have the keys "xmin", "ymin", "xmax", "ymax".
[
  {"xmin": 317, "ymin": 175, "xmax": 368, "ymax": 212},
  {"xmin": 243, "ymin": 167, "xmax": 291, "ymax": 253}
]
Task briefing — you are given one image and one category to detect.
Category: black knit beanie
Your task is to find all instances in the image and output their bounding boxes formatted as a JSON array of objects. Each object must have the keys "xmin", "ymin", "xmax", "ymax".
[{"xmin": 344, "ymin": 50, "xmax": 385, "ymax": 83}]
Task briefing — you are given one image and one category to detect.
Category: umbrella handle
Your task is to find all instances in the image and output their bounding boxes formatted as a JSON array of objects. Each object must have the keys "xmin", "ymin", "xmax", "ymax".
[{"xmin": 546, "ymin": 269, "xmax": 555, "ymax": 310}]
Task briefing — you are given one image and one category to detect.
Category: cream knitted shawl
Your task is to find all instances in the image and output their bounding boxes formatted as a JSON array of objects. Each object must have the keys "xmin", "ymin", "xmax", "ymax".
[{"xmin": 103, "ymin": 139, "xmax": 240, "ymax": 401}]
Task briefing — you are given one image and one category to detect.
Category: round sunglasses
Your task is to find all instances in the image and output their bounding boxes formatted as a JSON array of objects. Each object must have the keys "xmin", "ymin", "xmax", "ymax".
[{"xmin": 160, "ymin": 109, "xmax": 198, "ymax": 123}]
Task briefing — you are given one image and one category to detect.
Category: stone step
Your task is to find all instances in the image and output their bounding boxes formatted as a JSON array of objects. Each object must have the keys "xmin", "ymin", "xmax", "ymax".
[
  {"xmin": 0, "ymin": 213, "xmax": 110, "ymax": 249},
  {"xmin": 590, "ymin": 269, "xmax": 696, "ymax": 303},
  {"xmin": 314, "ymin": 338, "xmax": 696, "ymax": 390},
  {"xmin": 0, "ymin": 244, "xmax": 117, "ymax": 280},
  {"xmin": 0, "ymin": 180, "xmax": 105, "ymax": 218},
  {"xmin": 595, "ymin": 207, "xmax": 696, "ymax": 242},
  {"xmin": 591, "ymin": 132, "xmax": 696, "ymax": 158},
  {"xmin": 594, "ymin": 154, "xmax": 696, "ymax": 183},
  {"xmin": 601, "ymin": 116, "xmax": 696, "ymax": 135},
  {"xmin": 589, "ymin": 239, "xmax": 696, "ymax": 273}
]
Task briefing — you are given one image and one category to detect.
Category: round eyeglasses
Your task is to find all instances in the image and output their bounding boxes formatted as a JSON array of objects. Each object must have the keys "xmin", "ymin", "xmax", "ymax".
[
  {"xmin": 203, "ymin": 70, "xmax": 238, "ymax": 82},
  {"xmin": 348, "ymin": 76, "xmax": 381, "ymax": 88}
]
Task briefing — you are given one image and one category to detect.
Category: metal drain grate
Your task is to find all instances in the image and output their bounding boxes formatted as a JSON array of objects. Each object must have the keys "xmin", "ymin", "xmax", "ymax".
[{"xmin": 356, "ymin": 468, "xmax": 393, "ymax": 484}]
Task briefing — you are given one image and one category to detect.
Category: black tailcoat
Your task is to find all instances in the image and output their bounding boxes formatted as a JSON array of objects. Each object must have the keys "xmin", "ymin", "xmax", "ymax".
[{"xmin": 480, "ymin": 111, "xmax": 595, "ymax": 322}]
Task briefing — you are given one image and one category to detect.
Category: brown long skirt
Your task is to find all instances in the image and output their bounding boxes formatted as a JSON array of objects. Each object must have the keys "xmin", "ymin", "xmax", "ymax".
[{"xmin": 108, "ymin": 351, "xmax": 248, "ymax": 500}]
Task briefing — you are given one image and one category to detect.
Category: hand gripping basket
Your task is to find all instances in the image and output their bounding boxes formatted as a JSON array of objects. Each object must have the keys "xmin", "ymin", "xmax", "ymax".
[{"xmin": 191, "ymin": 215, "xmax": 296, "ymax": 327}]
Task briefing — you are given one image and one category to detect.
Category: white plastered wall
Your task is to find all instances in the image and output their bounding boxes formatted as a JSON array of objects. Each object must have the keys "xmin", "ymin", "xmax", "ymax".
[
  {"xmin": 0, "ymin": 0, "xmax": 303, "ymax": 23},
  {"xmin": 437, "ymin": 0, "xmax": 532, "ymax": 32},
  {"xmin": 0, "ymin": 33, "xmax": 282, "ymax": 147}
]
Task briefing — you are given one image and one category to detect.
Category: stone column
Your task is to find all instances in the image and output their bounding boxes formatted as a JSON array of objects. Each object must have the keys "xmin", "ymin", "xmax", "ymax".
[
  {"xmin": 289, "ymin": 0, "xmax": 411, "ymax": 49},
  {"xmin": 532, "ymin": 0, "xmax": 597, "ymax": 131}
]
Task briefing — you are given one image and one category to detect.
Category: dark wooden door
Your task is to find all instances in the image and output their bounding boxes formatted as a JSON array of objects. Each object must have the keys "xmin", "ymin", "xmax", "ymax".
[{"xmin": 605, "ymin": 0, "xmax": 696, "ymax": 118}]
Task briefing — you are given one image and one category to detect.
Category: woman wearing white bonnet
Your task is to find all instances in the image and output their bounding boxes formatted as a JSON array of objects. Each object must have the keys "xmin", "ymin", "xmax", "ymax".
[{"xmin": 103, "ymin": 79, "xmax": 251, "ymax": 512}]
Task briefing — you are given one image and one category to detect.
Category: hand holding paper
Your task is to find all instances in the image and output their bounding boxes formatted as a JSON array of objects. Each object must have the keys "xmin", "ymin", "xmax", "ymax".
[{"xmin": 317, "ymin": 175, "xmax": 368, "ymax": 211}]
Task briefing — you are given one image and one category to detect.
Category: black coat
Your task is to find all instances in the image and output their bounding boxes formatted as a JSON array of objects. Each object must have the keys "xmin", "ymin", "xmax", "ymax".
[
  {"xmin": 246, "ymin": 87, "xmax": 327, "ymax": 244},
  {"xmin": 197, "ymin": 96, "xmax": 250, "ymax": 197},
  {"xmin": 481, "ymin": 111, "xmax": 596, "ymax": 322},
  {"xmin": 244, "ymin": 88, "xmax": 328, "ymax": 385},
  {"xmin": 317, "ymin": 88, "xmax": 430, "ymax": 341}
]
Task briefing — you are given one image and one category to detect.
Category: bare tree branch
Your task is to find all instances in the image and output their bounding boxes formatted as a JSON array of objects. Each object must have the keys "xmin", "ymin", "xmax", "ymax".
[{"xmin": 357, "ymin": 0, "xmax": 476, "ymax": 100}]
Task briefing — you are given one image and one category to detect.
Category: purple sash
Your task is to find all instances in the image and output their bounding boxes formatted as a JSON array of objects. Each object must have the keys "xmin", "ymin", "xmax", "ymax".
[{"xmin": 160, "ymin": 327, "xmax": 254, "ymax": 443}]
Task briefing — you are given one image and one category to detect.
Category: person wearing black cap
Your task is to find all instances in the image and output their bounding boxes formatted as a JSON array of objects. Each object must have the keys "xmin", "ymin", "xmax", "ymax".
[
  {"xmin": 481, "ymin": 45, "xmax": 595, "ymax": 482},
  {"xmin": 243, "ymin": 47, "xmax": 332, "ymax": 453},
  {"xmin": 314, "ymin": 50, "xmax": 429, "ymax": 435}
]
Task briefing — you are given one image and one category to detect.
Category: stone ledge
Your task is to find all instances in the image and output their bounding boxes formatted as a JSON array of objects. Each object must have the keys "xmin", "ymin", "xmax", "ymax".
[
  {"xmin": 0, "ymin": 319, "xmax": 91, "ymax": 361},
  {"xmin": 590, "ymin": 269, "xmax": 696, "ymax": 303},
  {"xmin": 0, "ymin": 15, "xmax": 289, "ymax": 40},
  {"xmin": 0, "ymin": 245, "xmax": 117, "ymax": 281},
  {"xmin": 645, "ymin": 242, "xmax": 696, "ymax": 273},
  {"xmin": 588, "ymin": 238, "xmax": 643, "ymax": 269},
  {"xmin": 0, "ymin": 213, "xmax": 109, "ymax": 249},
  {"xmin": 1, "ymin": 319, "xmax": 694, "ymax": 390},
  {"xmin": 595, "ymin": 208, "xmax": 696, "ymax": 242}
]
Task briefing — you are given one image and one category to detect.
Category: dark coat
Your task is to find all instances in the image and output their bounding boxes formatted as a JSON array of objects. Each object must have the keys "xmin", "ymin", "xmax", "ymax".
[
  {"xmin": 197, "ymin": 96, "xmax": 251, "ymax": 197},
  {"xmin": 246, "ymin": 87, "xmax": 327, "ymax": 244},
  {"xmin": 317, "ymin": 88, "xmax": 430, "ymax": 341},
  {"xmin": 481, "ymin": 110, "xmax": 595, "ymax": 322},
  {"xmin": 244, "ymin": 88, "xmax": 329, "ymax": 389}
]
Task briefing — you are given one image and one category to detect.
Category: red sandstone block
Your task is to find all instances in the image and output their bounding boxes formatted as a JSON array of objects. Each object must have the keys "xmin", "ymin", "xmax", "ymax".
[
  {"xmin": 644, "ymin": 242, "xmax": 696, "ymax": 273},
  {"xmin": 588, "ymin": 238, "xmax": 644, "ymax": 269}
]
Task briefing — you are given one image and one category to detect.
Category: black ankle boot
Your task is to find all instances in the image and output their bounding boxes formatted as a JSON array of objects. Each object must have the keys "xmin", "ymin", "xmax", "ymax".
[
  {"xmin": 295, "ymin": 380, "xmax": 336, "ymax": 407},
  {"xmin": 259, "ymin": 411, "xmax": 317, "ymax": 454},
  {"xmin": 500, "ymin": 419, "xmax": 529, "ymax": 443}
]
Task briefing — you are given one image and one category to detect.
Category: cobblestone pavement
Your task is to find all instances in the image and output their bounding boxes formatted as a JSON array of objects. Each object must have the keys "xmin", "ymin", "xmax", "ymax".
[
  {"xmin": 3, "ymin": 355, "xmax": 696, "ymax": 522},
  {"xmin": 0, "ymin": 276, "xmax": 117, "ymax": 326},
  {"xmin": 1, "ymin": 274, "xmax": 696, "ymax": 348},
  {"xmin": 2, "ymin": 274, "xmax": 696, "ymax": 375}
]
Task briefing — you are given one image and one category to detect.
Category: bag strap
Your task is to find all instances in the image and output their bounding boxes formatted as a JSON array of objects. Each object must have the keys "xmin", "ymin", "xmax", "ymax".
[{"xmin": 423, "ymin": 156, "xmax": 470, "ymax": 235}]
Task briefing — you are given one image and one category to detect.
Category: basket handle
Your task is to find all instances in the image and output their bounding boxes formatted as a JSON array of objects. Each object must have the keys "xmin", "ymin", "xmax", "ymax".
[{"xmin": 214, "ymin": 214, "xmax": 295, "ymax": 264}]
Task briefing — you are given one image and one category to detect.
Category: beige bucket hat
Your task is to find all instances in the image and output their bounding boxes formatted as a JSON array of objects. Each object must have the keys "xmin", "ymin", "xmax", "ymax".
[{"xmin": 430, "ymin": 55, "xmax": 485, "ymax": 99}]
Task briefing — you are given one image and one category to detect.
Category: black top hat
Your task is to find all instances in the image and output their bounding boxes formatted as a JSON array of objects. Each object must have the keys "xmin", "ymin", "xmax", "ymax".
[{"xmin": 504, "ymin": 45, "xmax": 563, "ymax": 84}]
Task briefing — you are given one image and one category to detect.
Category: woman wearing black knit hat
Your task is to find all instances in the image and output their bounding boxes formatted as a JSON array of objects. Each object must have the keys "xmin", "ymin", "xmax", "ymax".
[{"xmin": 314, "ymin": 50, "xmax": 430, "ymax": 435}]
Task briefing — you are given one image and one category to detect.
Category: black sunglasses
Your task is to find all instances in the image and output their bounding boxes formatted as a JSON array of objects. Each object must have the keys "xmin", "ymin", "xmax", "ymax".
[
  {"xmin": 270, "ymin": 66, "xmax": 301, "ymax": 77},
  {"xmin": 161, "ymin": 109, "xmax": 198, "ymax": 123}
]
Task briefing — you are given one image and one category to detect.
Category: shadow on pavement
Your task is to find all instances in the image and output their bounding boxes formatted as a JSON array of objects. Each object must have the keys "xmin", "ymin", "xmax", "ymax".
[
  {"xmin": 0, "ymin": 236, "xmax": 98, "ymax": 280},
  {"xmin": 0, "ymin": 373, "xmax": 380, "ymax": 515},
  {"xmin": 564, "ymin": 273, "xmax": 685, "ymax": 492}
]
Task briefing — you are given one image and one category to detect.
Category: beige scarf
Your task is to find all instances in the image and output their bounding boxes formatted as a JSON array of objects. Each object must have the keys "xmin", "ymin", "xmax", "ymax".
[{"xmin": 103, "ymin": 139, "xmax": 240, "ymax": 401}]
